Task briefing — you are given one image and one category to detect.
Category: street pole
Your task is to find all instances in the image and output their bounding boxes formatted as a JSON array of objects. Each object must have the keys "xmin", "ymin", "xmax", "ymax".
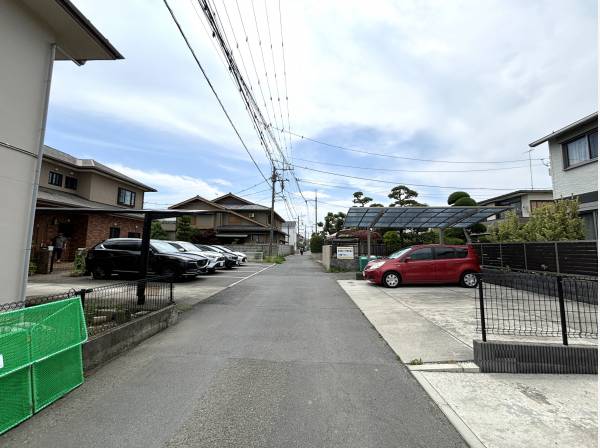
[
  {"xmin": 269, "ymin": 166, "xmax": 276, "ymax": 257},
  {"xmin": 297, "ymin": 216, "xmax": 300, "ymax": 251},
  {"xmin": 314, "ymin": 190, "xmax": 318, "ymax": 235}
]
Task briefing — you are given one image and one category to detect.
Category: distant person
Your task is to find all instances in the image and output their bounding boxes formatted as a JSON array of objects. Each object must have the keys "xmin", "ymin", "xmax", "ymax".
[
  {"xmin": 300, "ymin": 247, "xmax": 304, "ymax": 255},
  {"xmin": 53, "ymin": 233, "xmax": 68, "ymax": 263}
]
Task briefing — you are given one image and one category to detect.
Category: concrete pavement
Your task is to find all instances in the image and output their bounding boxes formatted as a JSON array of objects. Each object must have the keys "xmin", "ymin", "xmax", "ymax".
[
  {"xmin": 3, "ymin": 255, "xmax": 467, "ymax": 447},
  {"xmin": 339, "ymin": 279, "xmax": 598, "ymax": 448}
]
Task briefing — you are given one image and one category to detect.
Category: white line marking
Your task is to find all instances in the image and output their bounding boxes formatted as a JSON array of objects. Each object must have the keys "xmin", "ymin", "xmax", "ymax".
[{"xmin": 226, "ymin": 264, "xmax": 275, "ymax": 288}]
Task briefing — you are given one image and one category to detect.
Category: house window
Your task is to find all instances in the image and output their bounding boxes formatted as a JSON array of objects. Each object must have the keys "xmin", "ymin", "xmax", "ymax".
[
  {"xmin": 65, "ymin": 176, "xmax": 78, "ymax": 190},
  {"xmin": 127, "ymin": 232, "xmax": 141, "ymax": 238},
  {"xmin": 48, "ymin": 171, "xmax": 63, "ymax": 186},
  {"xmin": 563, "ymin": 130, "xmax": 598, "ymax": 168},
  {"xmin": 109, "ymin": 227, "xmax": 120, "ymax": 238},
  {"xmin": 530, "ymin": 200, "xmax": 553, "ymax": 211},
  {"xmin": 117, "ymin": 187, "xmax": 136, "ymax": 206}
]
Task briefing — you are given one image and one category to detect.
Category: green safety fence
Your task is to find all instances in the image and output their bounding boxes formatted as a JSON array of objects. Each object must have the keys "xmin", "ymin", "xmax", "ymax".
[{"xmin": 0, "ymin": 297, "xmax": 87, "ymax": 435}]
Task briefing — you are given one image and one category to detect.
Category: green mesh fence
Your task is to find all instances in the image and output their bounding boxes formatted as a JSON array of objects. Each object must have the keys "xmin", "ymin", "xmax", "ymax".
[
  {"xmin": 32, "ymin": 346, "xmax": 84, "ymax": 412},
  {"xmin": 0, "ymin": 297, "xmax": 87, "ymax": 434},
  {"xmin": 0, "ymin": 367, "xmax": 32, "ymax": 435}
]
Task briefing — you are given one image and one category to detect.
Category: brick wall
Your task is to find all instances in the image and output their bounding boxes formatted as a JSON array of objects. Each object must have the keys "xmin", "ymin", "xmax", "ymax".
[{"xmin": 85, "ymin": 214, "xmax": 144, "ymax": 249}]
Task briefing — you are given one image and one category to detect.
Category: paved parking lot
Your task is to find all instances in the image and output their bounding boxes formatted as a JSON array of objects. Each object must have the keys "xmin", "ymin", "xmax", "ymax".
[{"xmin": 26, "ymin": 263, "xmax": 274, "ymax": 307}]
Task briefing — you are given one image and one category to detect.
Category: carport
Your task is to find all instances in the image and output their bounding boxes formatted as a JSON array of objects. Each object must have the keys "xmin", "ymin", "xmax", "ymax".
[
  {"xmin": 342, "ymin": 206, "xmax": 511, "ymax": 254},
  {"xmin": 35, "ymin": 207, "xmax": 245, "ymax": 303}
]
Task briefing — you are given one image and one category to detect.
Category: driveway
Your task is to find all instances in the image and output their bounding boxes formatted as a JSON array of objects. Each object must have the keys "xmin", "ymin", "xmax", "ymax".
[{"xmin": 4, "ymin": 255, "xmax": 467, "ymax": 447}]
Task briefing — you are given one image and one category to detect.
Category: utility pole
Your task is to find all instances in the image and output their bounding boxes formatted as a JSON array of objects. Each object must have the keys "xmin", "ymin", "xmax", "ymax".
[
  {"xmin": 314, "ymin": 190, "xmax": 318, "ymax": 235},
  {"xmin": 269, "ymin": 166, "xmax": 276, "ymax": 257},
  {"xmin": 297, "ymin": 215, "xmax": 300, "ymax": 250}
]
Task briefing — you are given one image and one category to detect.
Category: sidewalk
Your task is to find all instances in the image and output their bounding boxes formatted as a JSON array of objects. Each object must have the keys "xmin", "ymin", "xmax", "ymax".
[{"xmin": 338, "ymin": 280, "xmax": 598, "ymax": 448}]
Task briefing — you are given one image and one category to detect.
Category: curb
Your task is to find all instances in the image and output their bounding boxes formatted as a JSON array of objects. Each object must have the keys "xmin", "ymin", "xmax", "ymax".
[
  {"xmin": 408, "ymin": 362, "xmax": 480, "ymax": 373},
  {"xmin": 412, "ymin": 371, "xmax": 487, "ymax": 448}
]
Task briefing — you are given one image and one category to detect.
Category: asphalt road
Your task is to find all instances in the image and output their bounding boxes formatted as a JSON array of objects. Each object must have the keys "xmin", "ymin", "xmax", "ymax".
[{"xmin": 3, "ymin": 255, "xmax": 467, "ymax": 448}]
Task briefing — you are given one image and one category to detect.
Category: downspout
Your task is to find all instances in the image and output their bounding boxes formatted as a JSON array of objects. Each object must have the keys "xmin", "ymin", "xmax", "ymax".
[{"xmin": 19, "ymin": 43, "xmax": 56, "ymax": 302}]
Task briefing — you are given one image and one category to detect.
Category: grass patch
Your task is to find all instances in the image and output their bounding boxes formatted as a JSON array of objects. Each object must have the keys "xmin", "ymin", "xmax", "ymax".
[
  {"xmin": 263, "ymin": 255, "xmax": 286, "ymax": 264},
  {"xmin": 408, "ymin": 358, "xmax": 423, "ymax": 365}
]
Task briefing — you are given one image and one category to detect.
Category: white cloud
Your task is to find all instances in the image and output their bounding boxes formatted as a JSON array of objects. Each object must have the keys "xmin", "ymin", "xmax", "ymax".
[{"xmin": 107, "ymin": 163, "xmax": 225, "ymax": 206}]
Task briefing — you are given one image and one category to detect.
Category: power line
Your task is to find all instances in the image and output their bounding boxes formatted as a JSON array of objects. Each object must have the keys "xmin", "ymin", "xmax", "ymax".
[
  {"xmin": 163, "ymin": 0, "xmax": 270, "ymax": 186},
  {"xmin": 278, "ymin": 157, "xmax": 541, "ymax": 173},
  {"xmin": 293, "ymin": 164, "xmax": 529, "ymax": 191},
  {"xmin": 235, "ymin": 181, "xmax": 265, "ymax": 194},
  {"xmin": 272, "ymin": 126, "xmax": 546, "ymax": 165}
]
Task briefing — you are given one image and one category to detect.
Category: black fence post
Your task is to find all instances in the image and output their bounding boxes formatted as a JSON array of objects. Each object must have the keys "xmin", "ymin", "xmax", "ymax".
[
  {"xmin": 556, "ymin": 276, "xmax": 568, "ymax": 346},
  {"xmin": 478, "ymin": 274, "xmax": 487, "ymax": 342},
  {"xmin": 169, "ymin": 281, "xmax": 174, "ymax": 303},
  {"xmin": 79, "ymin": 288, "xmax": 86, "ymax": 307}
]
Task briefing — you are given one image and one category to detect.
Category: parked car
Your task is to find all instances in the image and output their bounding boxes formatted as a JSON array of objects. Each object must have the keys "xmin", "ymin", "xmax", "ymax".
[
  {"xmin": 211, "ymin": 245, "xmax": 247, "ymax": 263},
  {"xmin": 194, "ymin": 244, "xmax": 237, "ymax": 269},
  {"xmin": 363, "ymin": 244, "xmax": 480, "ymax": 288},
  {"xmin": 85, "ymin": 238, "xmax": 209, "ymax": 280},
  {"xmin": 168, "ymin": 241, "xmax": 225, "ymax": 274}
]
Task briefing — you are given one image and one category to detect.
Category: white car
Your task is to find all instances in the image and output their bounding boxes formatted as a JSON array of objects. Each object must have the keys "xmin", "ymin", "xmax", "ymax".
[
  {"xmin": 168, "ymin": 241, "xmax": 226, "ymax": 273},
  {"xmin": 211, "ymin": 245, "xmax": 247, "ymax": 264}
]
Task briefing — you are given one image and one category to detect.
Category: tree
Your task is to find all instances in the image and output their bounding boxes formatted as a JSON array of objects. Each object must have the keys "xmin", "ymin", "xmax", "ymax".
[
  {"xmin": 447, "ymin": 191, "xmax": 470, "ymax": 205},
  {"xmin": 323, "ymin": 211, "xmax": 346, "ymax": 234},
  {"xmin": 453, "ymin": 196, "xmax": 477, "ymax": 206},
  {"xmin": 352, "ymin": 191, "xmax": 373, "ymax": 207},
  {"xmin": 150, "ymin": 221, "xmax": 168, "ymax": 240},
  {"xmin": 388, "ymin": 185, "xmax": 424, "ymax": 207},
  {"xmin": 382, "ymin": 230, "xmax": 402, "ymax": 252},
  {"xmin": 310, "ymin": 233, "xmax": 325, "ymax": 253},
  {"xmin": 370, "ymin": 203, "xmax": 384, "ymax": 207},
  {"xmin": 176, "ymin": 215, "xmax": 194, "ymax": 241},
  {"xmin": 489, "ymin": 199, "xmax": 584, "ymax": 242},
  {"xmin": 523, "ymin": 199, "xmax": 584, "ymax": 241}
]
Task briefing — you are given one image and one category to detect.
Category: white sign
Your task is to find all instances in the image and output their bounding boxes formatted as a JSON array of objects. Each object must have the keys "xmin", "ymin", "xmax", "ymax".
[{"xmin": 337, "ymin": 246, "xmax": 354, "ymax": 259}]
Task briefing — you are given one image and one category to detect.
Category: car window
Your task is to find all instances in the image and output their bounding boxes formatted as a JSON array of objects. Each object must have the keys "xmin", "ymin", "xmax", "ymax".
[
  {"xmin": 389, "ymin": 247, "xmax": 413, "ymax": 259},
  {"xmin": 455, "ymin": 248, "xmax": 468, "ymax": 258},
  {"xmin": 434, "ymin": 247, "xmax": 455, "ymax": 259},
  {"xmin": 120, "ymin": 241, "xmax": 141, "ymax": 251},
  {"xmin": 151, "ymin": 241, "xmax": 180, "ymax": 254},
  {"xmin": 103, "ymin": 240, "xmax": 128, "ymax": 250},
  {"xmin": 409, "ymin": 248, "xmax": 433, "ymax": 261}
]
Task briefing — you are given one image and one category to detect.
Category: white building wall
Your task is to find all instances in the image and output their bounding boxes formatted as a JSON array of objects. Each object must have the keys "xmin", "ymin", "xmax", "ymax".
[
  {"xmin": 283, "ymin": 222, "xmax": 297, "ymax": 248},
  {"xmin": 0, "ymin": 1, "xmax": 55, "ymax": 303},
  {"xmin": 547, "ymin": 122, "xmax": 598, "ymax": 201}
]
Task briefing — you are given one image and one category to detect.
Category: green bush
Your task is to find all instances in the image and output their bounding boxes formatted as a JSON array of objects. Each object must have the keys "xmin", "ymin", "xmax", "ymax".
[
  {"xmin": 73, "ymin": 250, "xmax": 86, "ymax": 274},
  {"xmin": 28, "ymin": 260, "xmax": 37, "ymax": 276},
  {"xmin": 264, "ymin": 255, "xmax": 286, "ymax": 264},
  {"xmin": 310, "ymin": 234, "xmax": 325, "ymax": 253}
]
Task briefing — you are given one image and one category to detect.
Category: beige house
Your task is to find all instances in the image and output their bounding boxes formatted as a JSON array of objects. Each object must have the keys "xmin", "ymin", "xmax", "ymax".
[
  {"xmin": 529, "ymin": 112, "xmax": 598, "ymax": 239},
  {"xmin": 33, "ymin": 146, "xmax": 156, "ymax": 262},
  {"xmin": 478, "ymin": 190, "xmax": 554, "ymax": 223},
  {"xmin": 168, "ymin": 193, "xmax": 286, "ymax": 244},
  {"xmin": 0, "ymin": 0, "xmax": 122, "ymax": 303}
]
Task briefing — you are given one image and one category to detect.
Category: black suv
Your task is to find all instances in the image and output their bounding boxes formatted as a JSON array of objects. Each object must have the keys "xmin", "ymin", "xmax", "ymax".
[
  {"xmin": 86, "ymin": 238, "xmax": 209, "ymax": 280},
  {"xmin": 194, "ymin": 244, "xmax": 237, "ymax": 269}
]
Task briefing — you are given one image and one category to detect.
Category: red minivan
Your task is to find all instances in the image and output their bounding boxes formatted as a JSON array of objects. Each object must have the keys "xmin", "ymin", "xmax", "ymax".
[{"xmin": 363, "ymin": 244, "xmax": 480, "ymax": 288}]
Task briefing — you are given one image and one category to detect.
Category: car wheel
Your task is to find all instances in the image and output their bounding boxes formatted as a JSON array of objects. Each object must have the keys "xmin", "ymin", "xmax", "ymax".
[
  {"xmin": 383, "ymin": 272, "xmax": 400, "ymax": 288},
  {"xmin": 91, "ymin": 264, "xmax": 110, "ymax": 280},
  {"xmin": 160, "ymin": 265, "xmax": 179, "ymax": 280},
  {"xmin": 460, "ymin": 271, "xmax": 478, "ymax": 288}
]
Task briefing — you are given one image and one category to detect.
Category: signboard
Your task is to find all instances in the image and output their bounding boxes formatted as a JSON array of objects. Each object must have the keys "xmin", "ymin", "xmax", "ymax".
[{"xmin": 337, "ymin": 246, "xmax": 354, "ymax": 259}]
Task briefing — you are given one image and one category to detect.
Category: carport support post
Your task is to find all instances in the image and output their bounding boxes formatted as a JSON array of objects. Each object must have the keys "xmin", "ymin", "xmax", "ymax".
[
  {"xmin": 438, "ymin": 228, "xmax": 445, "ymax": 244},
  {"xmin": 137, "ymin": 213, "xmax": 153, "ymax": 305},
  {"xmin": 367, "ymin": 228, "xmax": 371, "ymax": 257}
]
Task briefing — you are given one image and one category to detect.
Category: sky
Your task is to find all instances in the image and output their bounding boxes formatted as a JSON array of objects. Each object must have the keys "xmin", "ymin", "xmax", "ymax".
[{"xmin": 45, "ymin": 0, "xmax": 597, "ymax": 231}]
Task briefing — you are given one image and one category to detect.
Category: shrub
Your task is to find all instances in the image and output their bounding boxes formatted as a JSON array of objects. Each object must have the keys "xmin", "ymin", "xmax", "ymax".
[
  {"xmin": 447, "ymin": 191, "xmax": 470, "ymax": 205},
  {"xmin": 310, "ymin": 233, "xmax": 325, "ymax": 253}
]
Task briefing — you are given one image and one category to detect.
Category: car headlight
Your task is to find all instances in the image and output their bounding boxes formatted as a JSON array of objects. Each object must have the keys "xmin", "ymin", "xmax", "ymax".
[{"xmin": 367, "ymin": 261, "xmax": 385, "ymax": 270}]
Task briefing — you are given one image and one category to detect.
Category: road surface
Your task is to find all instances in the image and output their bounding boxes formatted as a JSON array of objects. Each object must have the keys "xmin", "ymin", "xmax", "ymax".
[{"xmin": 3, "ymin": 255, "xmax": 467, "ymax": 447}]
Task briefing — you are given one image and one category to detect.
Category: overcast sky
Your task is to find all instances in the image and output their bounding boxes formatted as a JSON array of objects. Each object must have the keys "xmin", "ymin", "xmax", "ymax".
[{"xmin": 46, "ymin": 0, "xmax": 597, "ymax": 229}]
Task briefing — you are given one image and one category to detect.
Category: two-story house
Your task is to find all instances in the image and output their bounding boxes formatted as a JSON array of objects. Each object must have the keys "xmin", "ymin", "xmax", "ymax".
[
  {"xmin": 168, "ymin": 193, "xmax": 286, "ymax": 244},
  {"xmin": 478, "ymin": 190, "xmax": 554, "ymax": 223},
  {"xmin": 529, "ymin": 112, "xmax": 598, "ymax": 239},
  {"xmin": 32, "ymin": 146, "xmax": 156, "ymax": 261},
  {"xmin": 0, "ymin": 0, "xmax": 122, "ymax": 302}
]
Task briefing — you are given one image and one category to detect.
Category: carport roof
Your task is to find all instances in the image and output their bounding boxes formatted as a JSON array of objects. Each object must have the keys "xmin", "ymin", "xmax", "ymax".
[{"xmin": 343, "ymin": 206, "xmax": 511, "ymax": 229}]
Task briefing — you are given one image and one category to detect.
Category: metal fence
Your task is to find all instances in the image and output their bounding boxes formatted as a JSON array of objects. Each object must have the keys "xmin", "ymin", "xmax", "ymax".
[
  {"xmin": 476, "ymin": 270, "xmax": 597, "ymax": 345},
  {"xmin": 0, "ymin": 277, "xmax": 174, "ymax": 337},
  {"xmin": 472, "ymin": 241, "xmax": 597, "ymax": 277}
]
